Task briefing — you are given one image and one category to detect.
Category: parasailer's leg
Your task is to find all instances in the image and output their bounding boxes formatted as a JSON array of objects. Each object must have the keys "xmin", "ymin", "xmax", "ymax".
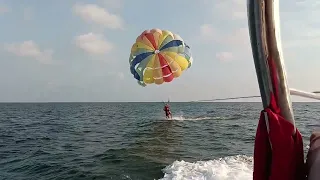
[{"xmin": 306, "ymin": 131, "xmax": 320, "ymax": 180}]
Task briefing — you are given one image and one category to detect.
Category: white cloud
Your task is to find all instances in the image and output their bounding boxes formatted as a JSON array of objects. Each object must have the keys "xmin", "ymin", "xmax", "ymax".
[
  {"xmin": 199, "ymin": 24, "xmax": 217, "ymax": 40},
  {"xmin": 198, "ymin": 0, "xmax": 248, "ymax": 41},
  {"xmin": 198, "ymin": 24, "xmax": 250, "ymax": 61},
  {"xmin": 278, "ymin": 1, "xmax": 320, "ymax": 49},
  {"xmin": 216, "ymin": 52, "xmax": 234, "ymax": 62},
  {"xmin": 3, "ymin": 41, "xmax": 54, "ymax": 64},
  {"xmin": 72, "ymin": 3, "xmax": 124, "ymax": 29},
  {"xmin": 295, "ymin": 0, "xmax": 320, "ymax": 8},
  {"xmin": 117, "ymin": 72, "xmax": 124, "ymax": 79},
  {"xmin": 23, "ymin": 7, "xmax": 33, "ymax": 21},
  {"xmin": 196, "ymin": 0, "xmax": 252, "ymax": 63},
  {"xmin": 101, "ymin": 0, "xmax": 123, "ymax": 10},
  {"xmin": 225, "ymin": 28, "xmax": 249, "ymax": 46},
  {"xmin": 106, "ymin": 71, "xmax": 125, "ymax": 80},
  {"xmin": 210, "ymin": 0, "xmax": 246, "ymax": 20},
  {"xmin": 199, "ymin": 24, "xmax": 249, "ymax": 47},
  {"xmin": 0, "ymin": 4, "xmax": 9, "ymax": 14},
  {"xmin": 74, "ymin": 32, "xmax": 113, "ymax": 54}
]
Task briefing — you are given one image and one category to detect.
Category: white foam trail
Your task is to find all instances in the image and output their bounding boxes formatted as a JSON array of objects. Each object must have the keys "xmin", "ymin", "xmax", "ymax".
[
  {"xmin": 159, "ymin": 155, "xmax": 253, "ymax": 180},
  {"xmin": 169, "ymin": 115, "xmax": 212, "ymax": 121}
]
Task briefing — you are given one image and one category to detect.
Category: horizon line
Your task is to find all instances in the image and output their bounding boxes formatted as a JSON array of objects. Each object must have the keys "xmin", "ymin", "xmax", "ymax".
[{"xmin": 0, "ymin": 101, "xmax": 318, "ymax": 103}]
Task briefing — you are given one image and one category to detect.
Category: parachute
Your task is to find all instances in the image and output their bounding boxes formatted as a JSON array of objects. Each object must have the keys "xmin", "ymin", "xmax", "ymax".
[{"xmin": 129, "ymin": 29, "xmax": 193, "ymax": 87}]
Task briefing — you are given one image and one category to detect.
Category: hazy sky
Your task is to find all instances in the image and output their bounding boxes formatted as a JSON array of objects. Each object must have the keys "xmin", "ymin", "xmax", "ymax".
[{"xmin": 0, "ymin": 0, "xmax": 319, "ymax": 102}]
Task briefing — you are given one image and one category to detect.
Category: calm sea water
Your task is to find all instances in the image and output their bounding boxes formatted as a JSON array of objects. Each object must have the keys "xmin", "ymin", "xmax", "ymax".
[{"xmin": 0, "ymin": 102, "xmax": 319, "ymax": 180}]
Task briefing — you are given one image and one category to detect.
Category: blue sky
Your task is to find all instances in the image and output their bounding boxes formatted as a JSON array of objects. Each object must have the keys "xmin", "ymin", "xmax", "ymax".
[{"xmin": 0, "ymin": 0, "xmax": 319, "ymax": 102}]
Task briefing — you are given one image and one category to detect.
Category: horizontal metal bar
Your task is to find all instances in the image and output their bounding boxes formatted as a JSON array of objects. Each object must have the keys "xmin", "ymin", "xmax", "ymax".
[
  {"xmin": 290, "ymin": 89, "xmax": 320, "ymax": 100},
  {"xmin": 193, "ymin": 89, "xmax": 320, "ymax": 102}
]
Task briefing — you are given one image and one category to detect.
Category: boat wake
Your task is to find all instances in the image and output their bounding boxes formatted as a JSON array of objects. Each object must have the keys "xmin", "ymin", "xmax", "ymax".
[
  {"xmin": 168, "ymin": 115, "xmax": 212, "ymax": 121},
  {"xmin": 159, "ymin": 155, "xmax": 253, "ymax": 180}
]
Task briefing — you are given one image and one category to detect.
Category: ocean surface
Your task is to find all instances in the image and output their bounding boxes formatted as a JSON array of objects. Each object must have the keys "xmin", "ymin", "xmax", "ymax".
[{"xmin": 0, "ymin": 102, "xmax": 319, "ymax": 180}]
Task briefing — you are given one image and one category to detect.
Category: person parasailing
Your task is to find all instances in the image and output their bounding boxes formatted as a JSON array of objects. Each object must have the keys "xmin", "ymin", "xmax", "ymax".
[{"xmin": 163, "ymin": 103, "xmax": 172, "ymax": 119}]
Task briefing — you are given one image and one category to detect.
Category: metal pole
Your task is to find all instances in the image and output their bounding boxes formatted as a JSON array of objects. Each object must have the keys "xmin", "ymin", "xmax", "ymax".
[
  {"xmin": 247, "ymin": 0, "xmax": 295, "ymax": 134},
  {"xmin": 290, "ymin": 89, "xmax": 320, "ymax": 100}
]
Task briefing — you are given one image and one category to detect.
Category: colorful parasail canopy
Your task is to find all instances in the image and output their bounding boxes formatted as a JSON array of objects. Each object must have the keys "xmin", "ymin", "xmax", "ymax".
[{"xmin": 129, "ymin": 29, "xmax": 193, "ymax": 87}]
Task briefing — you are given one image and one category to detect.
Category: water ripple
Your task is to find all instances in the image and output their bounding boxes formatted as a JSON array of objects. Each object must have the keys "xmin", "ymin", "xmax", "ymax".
[{"xmin": 0, "ymin": 102, "xmax": 318, "ymax": 179}]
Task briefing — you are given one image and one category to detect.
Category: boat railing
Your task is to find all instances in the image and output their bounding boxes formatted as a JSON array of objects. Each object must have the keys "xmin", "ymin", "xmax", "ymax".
[{"xmin": 193, "ymin": 89, "xmax": 320, "ymax": 102}]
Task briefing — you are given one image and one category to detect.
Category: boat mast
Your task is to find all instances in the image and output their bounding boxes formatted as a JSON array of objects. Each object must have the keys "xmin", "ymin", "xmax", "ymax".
[{"xmin": 247, "ymin": 0, "xmax": 296, "ymax": 134}]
